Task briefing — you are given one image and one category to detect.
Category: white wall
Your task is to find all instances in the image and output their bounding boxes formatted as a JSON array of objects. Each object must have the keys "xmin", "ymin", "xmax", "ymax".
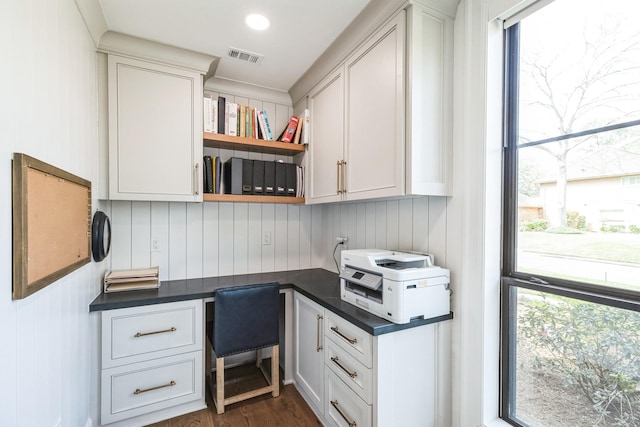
[{"xmin": 0, "ymin": 0, "xmax": 105, "ymax": 426}]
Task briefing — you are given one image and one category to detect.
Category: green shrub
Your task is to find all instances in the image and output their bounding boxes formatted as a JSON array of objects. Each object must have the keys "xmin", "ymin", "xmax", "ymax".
[
  {"xmin": 520, "ymin": 219, "xmax": 549, "ymax": 231},
  {"xmin": 601, "ymin": 224, "xmax": 626, "ymax": 233},
  {"xmin": 519, "ymin": 294, "xmax": 640, "ymax": 426},
  {"xmin": 629, "ymin": 225, "xmax": 640, "ymax": 234}
]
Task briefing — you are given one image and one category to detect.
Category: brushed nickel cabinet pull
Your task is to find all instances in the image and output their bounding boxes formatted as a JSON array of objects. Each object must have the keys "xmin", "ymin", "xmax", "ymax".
[
  {"xmin": 330, "ymin": 356, "xmax": 357, "ymax": 378},
  {"xmin": 194, "ymin": 163, "xmax": 200, "ymax": 195},
  {"xmin": 134, "ymin": 326, "xmax": 176, "ymax": 338},
  {"xmin": 331, "ymin": 399, "xmax": 357, "ymax": 427},
  {"xmin": 330, "ymin": 326, "xmax": 357, "ymax": 345},
  {"xmin": 316, "ymin": 314, "xmax": 324, "ymax": 352},
  {"xmin": 336, "ymin": 161, "xmax": 342, "ymax": 194},
  {"xmin": 133, "ymin": 380, "xmax": 176, "ymax": 395},
  {"xmin": 341, "ymin": 160, "xmax": 347, "ymax": 194}
]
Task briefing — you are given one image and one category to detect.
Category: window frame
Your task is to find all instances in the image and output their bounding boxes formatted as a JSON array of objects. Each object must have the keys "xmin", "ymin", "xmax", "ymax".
[{"xmin": 499, "ymin": 19, "xmax": 640, "ymax": 427}]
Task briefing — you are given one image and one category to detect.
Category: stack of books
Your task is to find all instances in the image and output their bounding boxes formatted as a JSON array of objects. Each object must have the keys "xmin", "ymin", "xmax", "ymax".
[
  {"xmin": 103, "ymin": 267, "xmax": 160, "ymax": 293},
  {"xmin": 203, "ymin": 94, "xmax": 310, "ymax": 146}
]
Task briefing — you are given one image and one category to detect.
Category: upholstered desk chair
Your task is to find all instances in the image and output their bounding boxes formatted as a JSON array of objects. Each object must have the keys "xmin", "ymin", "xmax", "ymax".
[{"xmin": 207, "ymin": 282, "xmax": 280, "ymax": 414}]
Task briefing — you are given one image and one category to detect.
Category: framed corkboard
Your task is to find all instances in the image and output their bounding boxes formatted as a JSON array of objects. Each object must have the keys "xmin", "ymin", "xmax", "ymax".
[{"xmin": 12, "ymin": 153, "xmax": 92, "ymax": 299}]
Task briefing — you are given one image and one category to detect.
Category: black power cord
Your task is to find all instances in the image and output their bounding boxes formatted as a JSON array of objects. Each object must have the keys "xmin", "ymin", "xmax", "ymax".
[{"xmin": 333, "ymin": 241, "xmax": 345, "ymax": 273}]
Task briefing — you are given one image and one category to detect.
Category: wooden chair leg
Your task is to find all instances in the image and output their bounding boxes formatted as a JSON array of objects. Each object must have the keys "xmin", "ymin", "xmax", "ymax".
[
  {"xmin": 216, "ymin": 356, "xmax": 225, "ymax": 414},
  {"xmin": 272, "ymin": 344, "xmax": 280, "ymax": 397}
]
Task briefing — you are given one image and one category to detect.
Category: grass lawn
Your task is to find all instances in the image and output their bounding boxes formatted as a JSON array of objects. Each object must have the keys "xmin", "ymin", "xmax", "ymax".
[{"xmin": 518, "ymin": 231, "xmax": 640, "ymax": 264}]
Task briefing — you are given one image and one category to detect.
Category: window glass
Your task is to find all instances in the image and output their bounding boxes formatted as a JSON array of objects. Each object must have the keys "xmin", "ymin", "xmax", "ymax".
[{"xmin": 509, "ymin": 286, "xmax": 640, "ymax": 427}]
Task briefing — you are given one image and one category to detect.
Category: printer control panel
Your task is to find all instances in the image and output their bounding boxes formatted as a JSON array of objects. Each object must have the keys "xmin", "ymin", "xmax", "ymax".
[{"xmin": 340, "ymin": 266, "xmax": 382, "ymax": 290}]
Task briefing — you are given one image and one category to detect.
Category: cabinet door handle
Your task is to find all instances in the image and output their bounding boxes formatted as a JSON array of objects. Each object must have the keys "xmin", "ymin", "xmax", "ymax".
[
  {"xmin": 134, "ymin": 326, "xmax": 176, "ymax": 338},
  {"xmin": 330, "ymin": 325, "xmax": 357, "ymax": 345},
  {"xmin": 133, "ymin": 380, "xmax": 176, "ymax": 395},
  {"xmin": 194, "ymin": 163, "xmax": 200, "ymax": 195},
  {"xmin": 316, "ymin": 314, "xmax": 324, "ymax": 352},
  {"xmin": 331, "ymin": 400, "xmax": 357, "ymax": 427},
  {"xmin": 341, "ymin": 160, "xmax": 347, "ymax": 194},
  {"xmin": 330, "ymin": 356, "xmax": 357, "ymax": 378},
  {"xmin": 336, "ymin": 161, "xmax": 342, "ymax": 194}
]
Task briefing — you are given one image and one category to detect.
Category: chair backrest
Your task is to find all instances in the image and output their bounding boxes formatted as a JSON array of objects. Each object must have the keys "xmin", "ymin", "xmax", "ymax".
[{"xmin": 212, "ymin": 282, "xmax": 280, "ymax": 358}]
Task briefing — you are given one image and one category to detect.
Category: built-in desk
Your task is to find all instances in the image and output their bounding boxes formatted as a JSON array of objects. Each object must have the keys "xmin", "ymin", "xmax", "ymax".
[{"xmin": 90, "ymin": 268, "xmax": 453, "ymax": 426}]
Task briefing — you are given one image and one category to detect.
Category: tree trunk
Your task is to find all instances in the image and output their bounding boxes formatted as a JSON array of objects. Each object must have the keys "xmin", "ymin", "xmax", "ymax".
[{"xmin": 556, "ymin": 151, "xmax": 568, "ymax": 227}]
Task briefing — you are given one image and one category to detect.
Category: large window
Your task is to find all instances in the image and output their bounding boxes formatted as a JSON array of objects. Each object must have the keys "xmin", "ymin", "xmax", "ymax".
[{"xmin": 501, "ymin": 1, "xmax": 640, "ymax": 426}]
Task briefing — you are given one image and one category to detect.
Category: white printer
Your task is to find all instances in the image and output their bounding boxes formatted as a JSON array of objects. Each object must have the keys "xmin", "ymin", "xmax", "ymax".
[{"xmin": 339, "ymin": 249, "xmax": 450, "ymax": 324}]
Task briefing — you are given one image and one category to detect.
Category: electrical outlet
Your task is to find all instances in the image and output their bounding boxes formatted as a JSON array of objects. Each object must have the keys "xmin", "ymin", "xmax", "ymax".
[
  {"xmin": 336, "ymin": 236, "xmax": 348, "ymax": 243},
  {"xmin": 152, "ymin": 239, "xmax": 160, "ymax": 252},
  {"xmin": 263, "ymin": 231, "xmax": 272, "ymax": 245}
]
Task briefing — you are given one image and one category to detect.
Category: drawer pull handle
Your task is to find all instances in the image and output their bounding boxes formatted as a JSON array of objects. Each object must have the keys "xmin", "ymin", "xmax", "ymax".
[
  {"xmin": 331, "ymin": 356, "xmax": 357, "ymax": 378},
  {"xmin": 134, "ymin": 327, "xmax": 177, "ymax": 338},
  {"xmin": 330, "ymin": 326, "xmax": 357, "ymax": 345},
  {"xmin": 331, "ymin": 399, "xmax": 357, "ymax": 427},
  {"xmin": 316, "ymin": 314, "xmax": 324, "ymax": 352},
  {"xmin": 133, "ymin": 380, "xmax": 176, "ymax": 395}
]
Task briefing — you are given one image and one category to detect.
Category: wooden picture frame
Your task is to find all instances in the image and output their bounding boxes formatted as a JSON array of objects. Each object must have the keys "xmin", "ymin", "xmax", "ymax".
[{"xmin": 12, "ymin": 153, "xmax": 92, "ymax": 299}]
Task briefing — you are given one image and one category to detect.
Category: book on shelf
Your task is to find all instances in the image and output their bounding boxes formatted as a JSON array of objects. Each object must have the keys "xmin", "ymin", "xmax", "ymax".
[
  {"xmin": 203, "ymin": 95, "xmax": 213, "ymax": 133},
  {"xmin": 292, "ymin": 115, "xmax": 303, "ymax": 144},
  {"xmin": 214, "ymin": 156, "xmax": 222, "ymax": 194},
  {"xmin": 224, "ymin": 101, "xmax": 230, "ymax": 135},
  {"xmin": 212, "ymin": 101, "xmax": 218, "ymax": 134},
  {"xmin": 301, "ymin": 108, "xmax": 310, "ymax": 145},
  {"xmin": 257, "ymin": 110, "xmax": 269, "ymax": 140},
  {"xmin": 262, "ymin": 110, "xmax": 274, "ymax": 140},
  {"xmin": 203, "ymin": 155, "xmax": 213, "ymax": 193},
  {"xmin": 227, "ymin": 103, "xmax": 238, "ymax": 136},
  {"xmin": 217, "ymin": 96, "xmax": 226, "ymax": 134},
  {"xmin": 252, "ymin": 108, "xmax": 259, "ymax": 139},
  {"xmin": 281, "ymin": 116, "xmax": 300, "ymax": 143}
]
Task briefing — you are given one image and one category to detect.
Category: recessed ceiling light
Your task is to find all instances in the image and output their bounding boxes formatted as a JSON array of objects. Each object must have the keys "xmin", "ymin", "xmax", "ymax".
[{"xmin": 245, "ymin": 13, "xmax": 270, "ymax": 31}]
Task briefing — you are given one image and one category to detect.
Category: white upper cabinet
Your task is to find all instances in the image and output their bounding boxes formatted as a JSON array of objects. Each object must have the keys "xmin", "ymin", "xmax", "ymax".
[
  {"xmin": 305, "ymin": 2, "xmax": 453, "ymax": 204},
  {"xmin": 308, "ymin": 68, "xmax": 344, "ymax": 204},
  {"xmin": 99, "ymin": 31, "xmax": 216, "ymax": 202}
]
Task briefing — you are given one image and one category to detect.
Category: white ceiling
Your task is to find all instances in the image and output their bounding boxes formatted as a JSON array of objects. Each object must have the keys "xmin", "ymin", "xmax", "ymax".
[{"xmin": 98, "ymin": 0, "xmax": 372, "ymax": 92}]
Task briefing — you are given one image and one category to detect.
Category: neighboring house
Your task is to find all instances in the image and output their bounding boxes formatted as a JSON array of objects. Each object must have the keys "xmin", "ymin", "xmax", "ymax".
[{"xmin": 518, "ymin": 193, "xmax": 544, "ymax": 225}]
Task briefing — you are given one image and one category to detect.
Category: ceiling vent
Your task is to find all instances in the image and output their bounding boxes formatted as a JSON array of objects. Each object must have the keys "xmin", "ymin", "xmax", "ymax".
[{"xmin": 227, "ymin": 47, "xmax": 264, "ymax": 64}]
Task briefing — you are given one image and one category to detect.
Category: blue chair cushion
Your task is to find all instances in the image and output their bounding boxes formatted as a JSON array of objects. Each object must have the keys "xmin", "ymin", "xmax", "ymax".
[{"xmin": 209, "ymin": 282, "xmax": 280, "ymax": 358}]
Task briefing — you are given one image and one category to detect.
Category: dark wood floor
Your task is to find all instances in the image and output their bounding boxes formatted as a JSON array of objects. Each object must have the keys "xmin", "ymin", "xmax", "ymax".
[{"xmin": 147, "ymin": 363, "xmax": 322, "ymax": 427}]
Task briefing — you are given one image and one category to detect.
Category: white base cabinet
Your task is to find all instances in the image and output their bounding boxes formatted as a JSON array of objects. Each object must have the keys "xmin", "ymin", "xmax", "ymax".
[
  {"xmin": 293, "ymin": 291, "xmax": 442, "ymax": 427},
  {"xmin": 100, "ymin": 300, "xmax": 205, "ymax": 426}
]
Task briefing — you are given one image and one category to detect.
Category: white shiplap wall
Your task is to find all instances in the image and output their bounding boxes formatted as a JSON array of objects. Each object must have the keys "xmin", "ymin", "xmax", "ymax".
[
  {"xmin": 0, "ymin": 0, "xmax": 104, "ymax": 426},
  {"xmin": 108, "ymin": 91, "xmax": 327, "ymax": 279}
]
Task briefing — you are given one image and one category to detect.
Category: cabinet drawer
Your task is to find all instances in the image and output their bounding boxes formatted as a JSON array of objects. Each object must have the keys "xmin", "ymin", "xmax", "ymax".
[
  {"xmin": 101, "ymin": 350, "xmax": 203, "ymax": 424},
  {"xmin": 325, "ymin": 311, "xmax": 372, "ymax": 368},
  {"xmin": 102, "ymin": 300, "xmax": 203, "ymax": 368},
  {"xmin": 325, "ymin": 339, "xmax": 372, "ymax": 404},
  {"xmin": 325, "ymin": 370, "xmax": 372, "ymax": 427}
]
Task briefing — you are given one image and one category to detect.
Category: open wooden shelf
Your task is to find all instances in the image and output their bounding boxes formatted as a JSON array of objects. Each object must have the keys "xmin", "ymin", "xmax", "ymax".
[
  {"xmin": 203, "ymin": 194, "xmax": 305, "ymax": 204},
  {"xmin": 203, "ymin": 132, "xmax": 305, "ymax": 156}
]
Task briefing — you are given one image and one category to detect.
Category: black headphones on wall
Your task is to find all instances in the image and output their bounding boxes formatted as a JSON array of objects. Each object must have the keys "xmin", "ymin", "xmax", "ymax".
[{"xmin": 91, "ymin": 210, "xmax": 111, "ymax": 262}]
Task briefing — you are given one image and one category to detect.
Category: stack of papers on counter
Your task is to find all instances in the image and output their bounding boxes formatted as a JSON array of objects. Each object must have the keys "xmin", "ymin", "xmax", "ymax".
[{"xmin": 103, "ymin": 267, "xmax": 160, "ymax": 293}]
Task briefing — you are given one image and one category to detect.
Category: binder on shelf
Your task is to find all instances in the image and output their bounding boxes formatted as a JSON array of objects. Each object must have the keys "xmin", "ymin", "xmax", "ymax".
[
  {"xmin": 296, "ymin": 165, "xmax": 304, "ymax": 197},
  {"xmin": 104, "ymin": 267, "xmax": 160, "ymax": 293},
  {"xmin": 253, "ymin": 160, "xmax": 265, "ymax": 194},
  {"xmin": 203, "ymin": 155, "xmax": 213, "ymax": 193},
  {"xmin": 285, "ymin": 162, "xmax": 297, "ymax": 196},
  {"xmin": 242, "ymin": 158, "xmax": 253, "ymax": 194},
  {"xmin": 217, "ymin": 96, "xmax": 226, "ymax": 134},
  {"xmin": 275, "ymin": 161, "xmax": 287, "ymax": 196},
  {"xmin": 264, "ymin": 161, "xmax": 275, "ymax": 195},
  {"xmin": 223, "ymin": 157, "xmax": 243, "ymax": 195}
]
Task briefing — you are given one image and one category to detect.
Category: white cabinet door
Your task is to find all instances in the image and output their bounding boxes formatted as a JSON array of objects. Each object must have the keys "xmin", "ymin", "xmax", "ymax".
[
  {"xmin": 293, "ymin": 292, "xmax": 325, "ymax": 415},
  {"xmin": 108, "ymin": 55, "xmax": 203, "ymax": 201},
  {"xmin": 307, "ymin": 68, "xmax": 344, "ymax": 204},
  {"xmin": 345, "ymin": 11, "xmax": 405, "ymax": 201}
]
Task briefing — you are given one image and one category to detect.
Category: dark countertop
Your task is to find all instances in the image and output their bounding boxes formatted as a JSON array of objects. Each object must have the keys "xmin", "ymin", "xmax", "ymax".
[{"xmin": 89, "ymin": 268, "xmax": 453, "ymax": 336}]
